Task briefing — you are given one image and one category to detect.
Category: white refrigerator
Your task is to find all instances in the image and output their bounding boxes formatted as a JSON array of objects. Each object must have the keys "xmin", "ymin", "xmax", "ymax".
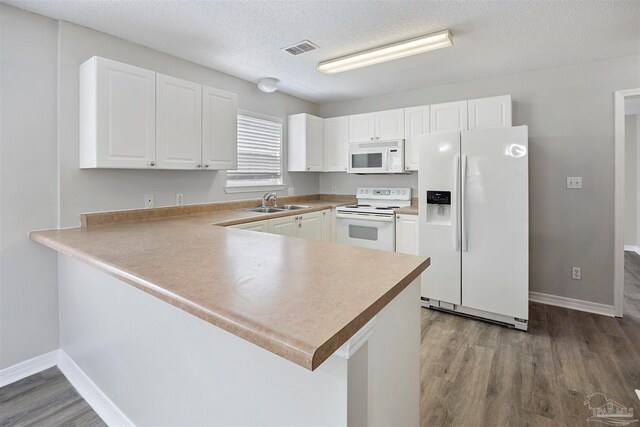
[{"xmin": 418, "ymin": 126, "xmax": 529, "ymax": 330}]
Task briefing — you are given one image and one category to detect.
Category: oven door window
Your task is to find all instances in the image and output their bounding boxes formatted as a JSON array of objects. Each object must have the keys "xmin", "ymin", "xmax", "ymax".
[
  {"xmin": 348, "ymin": 224, "xmax": 379, "ymax": 241},
  {"xmin": 351, "ymin": 153, "xmax": 382, "ymax": 169}
]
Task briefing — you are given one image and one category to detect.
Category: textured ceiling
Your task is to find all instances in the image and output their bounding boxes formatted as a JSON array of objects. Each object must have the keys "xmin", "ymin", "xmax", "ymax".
[{"xmin": 6, "ymin": 0, "xmax": 640, "ymax": 104}]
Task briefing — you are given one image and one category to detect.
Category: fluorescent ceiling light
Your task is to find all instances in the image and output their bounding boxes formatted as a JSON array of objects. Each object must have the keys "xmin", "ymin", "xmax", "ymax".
[{"xmin": 317, "ymin": 30, "xmax": 452, "ymax": 74}]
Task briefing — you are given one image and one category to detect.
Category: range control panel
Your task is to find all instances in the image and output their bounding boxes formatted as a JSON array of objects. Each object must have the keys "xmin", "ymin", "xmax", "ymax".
[{"xmin": 356, "ymin": 187, "xmax": 411, "ymax": 200}]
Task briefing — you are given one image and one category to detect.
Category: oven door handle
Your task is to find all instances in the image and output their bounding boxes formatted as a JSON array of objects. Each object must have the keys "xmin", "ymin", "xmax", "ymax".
[{"xmin": 336, "ymin": 213, "xmax": 395, "ymax": 222}]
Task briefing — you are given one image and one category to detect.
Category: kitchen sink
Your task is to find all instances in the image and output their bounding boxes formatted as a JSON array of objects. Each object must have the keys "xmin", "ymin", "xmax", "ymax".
[
  {"xmin": 243, "ymin": 205, "xmax": 313, "ymax": 213},
  {"xmin": 245, "ymin": 207, "xmax": 287, "ymax": 213},
  {"xmin": 273, "ymin": 205, "xmax": 313, "ymax": 210}
]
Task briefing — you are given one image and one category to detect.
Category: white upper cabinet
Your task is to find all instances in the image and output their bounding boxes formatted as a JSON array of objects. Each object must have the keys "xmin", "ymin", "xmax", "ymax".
[
  {"xmin": 80, "ymin": 56, "xmax": 157, "ymax": 169},
  {"xmin": 288, "ymin": 113, "xmax": 324, "ymax": 171},
  {"xmin": 467, "ymin": 95, "xmax": 512, "ymax": 130},
  {"xmin": 430, "ymin": 100, "xmax": 468, "ymax": 133},
  {"xmin": 156, "ymin": 74, "xmax": 202, "ymax": 170},
  {"xmin": 348, "ymin": 109, "xmax": 404, "ymax": 143},
  {"xmin": 403, "ymin": 105, "xmax": 429, "ymax": 171},
  {"xmin": 202, "ymin": 86, "xmax": 238, "ymax": 170},
  {"xmin": 79, "ymin": 56, "xmax": 237, "ymax": 170},
  {"xmin": 348, "ymin": 113, "xmax": 376, "ymax": 143},
  {"xmin": 375, "ymin": 109, "xmax": 405, "ymax": 140},
  {"xmin": 324, "ymin": 116, "xmax": 349, "ymax": 172}
]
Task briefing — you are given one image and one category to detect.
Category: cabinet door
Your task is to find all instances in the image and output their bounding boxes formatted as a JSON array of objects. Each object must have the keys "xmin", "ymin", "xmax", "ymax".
[
  {"xmin": 81, "ymin": 56, "xmax": 156, "ymax": 169},
  {"xmin": 348, "ymin": 113, "xmax": 375, "ymax": 143},
  {"xmin": 430, "ymin": 100, "xmax": 468, "ymax": 133},
  {"xmin": 298, "ymin": 211, "xmax": 323, "ymax": 241},
  {"xmin": 375, "ymin": 109, "xmax": 405, "ymax": 140},
  {"xmin": 268, "ymin": 216, "xmax": 298, "ymax": 237},
  {"xmin": 156, "ymin": 74, "xmax": 202, "ymax": 170},
  {"xmin": 404, "ymin": 106, "xmax": 429, "ymax": 171},
  {"xmin": 324, "ymin": 116, "xmax": 349, "ymax": 172},
  {"xmin": 306, "ymin": 115, "xmax": 324, "ymax": 171},
  {"xmin": 396, "ymin": 214, "xmax": 419, "ymax": 255},
  {"xmin": 202, "ymin": 86, "xmax": 238, "ymax": 170},
  {"xmin": 468, "ymin": 95, "xmax": 512, "ymax": 130},
  {"xmin": 321, "ymin": 209, "xmax": 334, "ymax": 241},
  {"xmin": 230, "ymin": 220, "xmax": 268, "ymax": 232}
]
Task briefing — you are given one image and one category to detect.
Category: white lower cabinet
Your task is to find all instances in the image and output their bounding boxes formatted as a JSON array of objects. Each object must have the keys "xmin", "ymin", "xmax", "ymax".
[
  {"xmin": 268, "ymin": 216, "xmax": 299, "ymax": 237},
  {"xmin": 298, "ymin": 211, "xmax": 324, "ymax": 241},
  {"xmin": 232, "ymin": 210, "xmax": 331, "ymax": 241},
  {"xmin": 230, "ymin": 220, "xmax": 268, "ymax": 232},
  {"xmin": 395, "ymin": 214, "xmax": 419, "ymax": 255}
]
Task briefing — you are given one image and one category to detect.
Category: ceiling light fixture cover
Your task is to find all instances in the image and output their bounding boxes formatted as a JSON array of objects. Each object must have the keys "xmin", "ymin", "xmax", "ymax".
[
  {"xmin": 317, "ymin": 30, "xmax": 453, "ymax": 74},
  {"xmin": 257, "ymin": 78, "xmax": 279, "ymax": 93}
]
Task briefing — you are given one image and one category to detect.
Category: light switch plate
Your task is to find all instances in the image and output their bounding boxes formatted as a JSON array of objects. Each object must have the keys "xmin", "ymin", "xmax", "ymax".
[
  {"xmin": 567, "ymin": 177, "xmax": 582, "ymax": 189},
  {"xmin": 288, "ymin": 187, "xmax": 295, "ymax": 196}
]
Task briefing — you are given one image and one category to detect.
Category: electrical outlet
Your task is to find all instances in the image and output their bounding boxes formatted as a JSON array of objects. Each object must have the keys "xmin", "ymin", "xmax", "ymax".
[
  {"xmin": 572, "ymin": 267, "xmax": 581, "ymax": 280},
  {"xmin": 567, "ymin": 177, "xmax": 582, "ymax": 189},
  {"xmin": 288, "ymin": 187, "xmax": 295, "ymax": 196},
  {"xmin": 144, "ymin": 194, "xmax": 155, "ymax": 209},
  {"xmin": 175, "ymin": 193, "xmax": 184, "ymax": 206},
  {"xmin": 332, "ymin": 186, "xmax": 337, "ymax": 195}
]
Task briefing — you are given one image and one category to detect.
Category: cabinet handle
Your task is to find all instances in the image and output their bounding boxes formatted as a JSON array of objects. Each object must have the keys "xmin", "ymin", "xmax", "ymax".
[
  {"xmin": 204, "ymin": 164, "xmax": 210, "ymax": 168},
  {"xmin": 150, "ymin": 161, "xmax": 155, "ymax": 167},
  {"xmin": 306, "ymin": 167, "xmax": 310, "ymax": 171},
  {"xmin": 370, "ymin": 137, "xmax": 374, "ymax": 141},
  {"xmin": 196, "ymin": 164, "xmax": 201, "ymax": 168}
]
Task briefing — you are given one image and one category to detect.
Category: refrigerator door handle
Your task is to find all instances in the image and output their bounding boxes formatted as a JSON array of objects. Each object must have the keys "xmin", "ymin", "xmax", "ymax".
[
  {"xmin": 462, "ymin": 154, "xmax": 468, "ymax": 252},
  {"xmin": 453, "ymin": 154, "xmax": 460, "ymax": 251}
]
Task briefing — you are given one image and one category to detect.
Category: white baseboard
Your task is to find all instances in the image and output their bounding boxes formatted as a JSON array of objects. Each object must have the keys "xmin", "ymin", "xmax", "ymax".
[
  {"xmin": 529, "ymin": 291, "xmax": 615, "ymax": 317},
  {"xmin": 625, "ymin": 245, "xmax": 640, "ymax": 255},
  {"xmin": 58, "ymin": 350, "xmax": 134, "ymax": 427},
  {"xmin": 0, "ymin": 350, "xmax": 58, "ymax": 388}
]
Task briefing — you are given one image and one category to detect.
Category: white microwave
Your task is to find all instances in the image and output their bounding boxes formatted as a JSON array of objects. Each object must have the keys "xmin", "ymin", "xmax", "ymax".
[{"xmin": 348, "ymin": 139, "xmax": 405, "ymax": 174}]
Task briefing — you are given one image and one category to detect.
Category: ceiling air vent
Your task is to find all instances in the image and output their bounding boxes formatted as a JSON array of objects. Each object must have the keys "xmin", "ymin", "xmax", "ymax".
[{"xmin": 282, "ymin": 40, "xmax": 318, "ymax": 56}]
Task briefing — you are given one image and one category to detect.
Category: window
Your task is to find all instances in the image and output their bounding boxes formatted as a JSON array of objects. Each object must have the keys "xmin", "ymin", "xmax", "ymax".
[{"xmin": 226, "ymin": 112, "xmax": 283, "ymax": 189}]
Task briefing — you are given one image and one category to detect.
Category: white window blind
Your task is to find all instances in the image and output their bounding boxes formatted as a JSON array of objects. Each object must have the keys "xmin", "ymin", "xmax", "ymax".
[{"xmin": 227, "ymin": 114, "xmax": 282, "ymax": 186}]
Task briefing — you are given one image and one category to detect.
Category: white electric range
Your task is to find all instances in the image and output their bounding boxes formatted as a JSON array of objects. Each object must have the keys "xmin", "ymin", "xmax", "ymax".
[{"xmin": 336, "ymin": 187, "xmax": 411, "ymax": 251}]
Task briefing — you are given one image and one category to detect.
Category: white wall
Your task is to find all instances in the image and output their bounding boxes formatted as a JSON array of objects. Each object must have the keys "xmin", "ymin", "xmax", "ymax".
[
  {"xmin": 57, "ymin": 20, "xmax": 320, "ymax": 227},
  {"xmin": 625, "ymin": 115, "xmax": 638, "ymax": 247},
  {"xmin": 0, "ymin": 4, "xmax": 60, "ymax": 369},
  {"xmin": 320, "ymin": 56, "xmax": 640, "ymax": 305}
]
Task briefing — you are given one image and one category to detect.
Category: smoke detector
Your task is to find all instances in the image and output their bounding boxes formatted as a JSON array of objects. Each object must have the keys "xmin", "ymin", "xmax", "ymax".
[{"xmin": 282, "ymin": 40, "xmax": 318, "ymax": 56}]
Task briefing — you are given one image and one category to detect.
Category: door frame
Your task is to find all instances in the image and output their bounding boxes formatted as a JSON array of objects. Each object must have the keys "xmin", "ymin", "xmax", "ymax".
[{"xmin": 614, "ymin": 88, "xmax": 640, "ymax": 317}]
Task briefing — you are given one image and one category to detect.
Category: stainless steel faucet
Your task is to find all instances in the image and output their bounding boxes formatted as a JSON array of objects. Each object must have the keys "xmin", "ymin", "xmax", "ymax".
[{"xmin": 261, "ymin": 192, "xmax": 277, "ymax": 208}]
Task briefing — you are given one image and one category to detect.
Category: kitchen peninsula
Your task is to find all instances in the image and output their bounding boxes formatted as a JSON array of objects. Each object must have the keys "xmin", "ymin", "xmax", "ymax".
[{"xmin": 29, "ymin": 196, "xmax": 430, "ymax": 426}]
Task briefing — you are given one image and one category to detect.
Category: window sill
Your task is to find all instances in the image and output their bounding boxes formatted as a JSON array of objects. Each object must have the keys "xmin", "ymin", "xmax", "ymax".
[{"xmin": 224, "ymin": 184, "xmax": 287, "ymax": 194}]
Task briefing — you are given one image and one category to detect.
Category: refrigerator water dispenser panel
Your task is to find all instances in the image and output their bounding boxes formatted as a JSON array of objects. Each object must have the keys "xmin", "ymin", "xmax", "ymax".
[
  {"xmin": 426, "ymin": 191, "xmax": 451, "ymax": 225},
  {"xmin": 426, "ymin": 191, "xmax": 451, "ymax": 205}
]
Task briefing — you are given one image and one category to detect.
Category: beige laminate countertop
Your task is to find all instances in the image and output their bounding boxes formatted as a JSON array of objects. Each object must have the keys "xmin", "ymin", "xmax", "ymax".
[
  {"xmin": 30, "ymin": 199, "xmax": 430, "ymax": 371},
  {"xmin": 395, "ymin": 206, "xmax": 418, "ymax": 215}
]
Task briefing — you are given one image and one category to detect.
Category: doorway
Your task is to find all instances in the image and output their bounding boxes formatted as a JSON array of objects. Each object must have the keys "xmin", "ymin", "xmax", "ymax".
[{"xmin": 614, "ymin": 89, "xmax": 640, "ymax": 317}]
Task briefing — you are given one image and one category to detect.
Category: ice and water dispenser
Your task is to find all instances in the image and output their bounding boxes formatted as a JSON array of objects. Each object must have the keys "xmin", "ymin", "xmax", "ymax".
[{"xmin": 426, "ymin": 191, "xmax": 451, "ymax": 224}]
